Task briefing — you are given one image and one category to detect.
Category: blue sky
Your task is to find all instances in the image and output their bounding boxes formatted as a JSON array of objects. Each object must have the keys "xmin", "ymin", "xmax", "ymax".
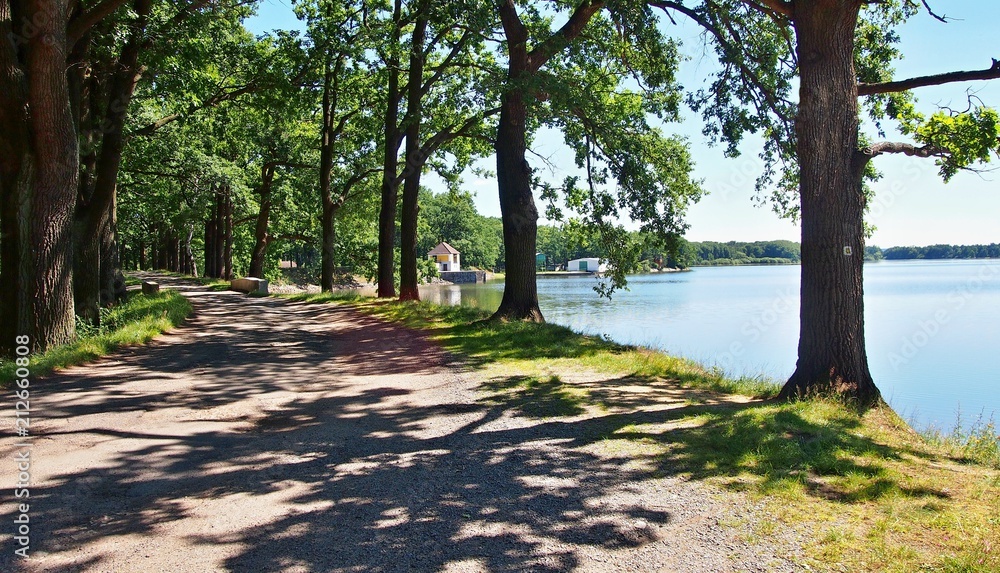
[{"xmin": 245, "ymin": 0, "xmax": 999, "ymax": 248}]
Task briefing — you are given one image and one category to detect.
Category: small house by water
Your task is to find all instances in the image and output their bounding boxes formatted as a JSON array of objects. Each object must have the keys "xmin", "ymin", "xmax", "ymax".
[
  {"xmin": 428, "ymin": 242, "xmax": 461, "ymax": 272},
  {"xmin": 567, "ymin": 257, "xmax": 607, "ymax": 273}
]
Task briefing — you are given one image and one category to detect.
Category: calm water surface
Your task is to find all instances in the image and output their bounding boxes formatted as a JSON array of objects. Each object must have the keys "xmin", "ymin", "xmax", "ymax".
[{"xmin": 418, "ymin": 260, "xmax": 1000, "ymax": 430}]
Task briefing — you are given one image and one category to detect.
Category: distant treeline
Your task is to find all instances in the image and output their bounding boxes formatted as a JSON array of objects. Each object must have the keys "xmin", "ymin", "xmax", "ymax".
[
  {"xmin": 681, "ymin": 241, "xmax": 1000, "ymax": 266},
  {"xmin": 874, "ymin": 243, "xmax": 1000, "ymax": 260},
  {"xmin": 680, "ymin": 240, "xmax": 801, "ymax": 266}
]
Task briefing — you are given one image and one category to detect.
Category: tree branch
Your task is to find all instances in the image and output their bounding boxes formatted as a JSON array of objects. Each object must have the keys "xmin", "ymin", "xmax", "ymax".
[
  {"xmin": 498, "ymin": 0, "xmax": 528, "ymax": 47},
  {"xmin": 421, "ymin": 29, "xmax": 470, "ymax": 96},
  {"xmin": 527, "ymin": 0, "xmax": 606, "ymax": 73},
  {"xmin": 858, "ymin": 59, "xmax": 1000, "ymax": 96},
  {"xmin": 738, "ymin": 0, "xmax": 792, "ymax": 19},
  {"xmin": 919, "ymin": 0, "xmax": 949, "ymax": 23},
  {"xmin": 865, "ymin": 141, "xmax": 946, "ymax": 158},
  {"xmin": 67, "ymin": 0, "xmax": 131, "ymax": 45}
]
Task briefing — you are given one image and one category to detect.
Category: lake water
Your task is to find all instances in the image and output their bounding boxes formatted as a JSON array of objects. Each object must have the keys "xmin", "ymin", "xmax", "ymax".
[{"xmin": 418, "ymin": 260, "xmax": 1000, "ymax": 430}]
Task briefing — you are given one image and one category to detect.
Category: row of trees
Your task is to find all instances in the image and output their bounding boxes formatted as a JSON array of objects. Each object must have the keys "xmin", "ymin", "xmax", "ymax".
[
  {"xmin": 2, "ymin": 0, "xmax": 999, "ymax": 406},
  {"xmin": 880, "ymin": 244, "xmax": 1000, "ymax": 260},
  {"xmin": 682, "ymin": 240, "xmax": 801, "ymax": 265}
]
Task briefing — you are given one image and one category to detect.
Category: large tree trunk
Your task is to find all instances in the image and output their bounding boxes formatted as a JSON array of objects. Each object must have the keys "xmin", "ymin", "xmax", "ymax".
[
  {"xmin": 398, "ymin": 15, "xmax": 428, "ymax": 302},
  {"xmin": 184, "ymin": 226, "xmax": 197, "ymax": 277},
  {"xmin": 74, "ymin": 0, "xmax": 151, "ymax": 322},
  {"xmin": 319, "ymin": 60, "xmax": 337, "ymax": 292},
  {"xmin": 778, "ymin": 0, "xmax": 881, "ymax": 407},
  {"xmin": 492, "ymin": 89, "xmax": 543, "ymax": 322},
  {"xmin": 204, "ymin": 218, "xmax": 216, "ymax": 277},
  {"xmin": 249, "ymin": 164, "xmax": 275, "ymax": 278},
  {"xmin": 99, "ymin": 194, "xmax": 126, "ymax": 304},
  {"xmin": 376, "ymin": 0, "xmax": 404, "ymax": 298},
  {"xmin": 213, "ymin": 189, "xmax": 224, "ymax": 277},
  {"xmin": 21, "ymin": 0, "xmax": 79, "ymax": 350},
  {"xmin": 321, "ymin": 202, "xmax": 338, "ymax": 292},
  {"xmin": 223, "ymin": 187, "xmax": 233, "ymax": 279}
]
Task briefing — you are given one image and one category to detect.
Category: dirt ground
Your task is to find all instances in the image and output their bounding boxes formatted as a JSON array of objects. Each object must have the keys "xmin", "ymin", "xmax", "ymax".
[{"xmin": 0, "ymin": 274, "xmax": 805, "ymax": 572}]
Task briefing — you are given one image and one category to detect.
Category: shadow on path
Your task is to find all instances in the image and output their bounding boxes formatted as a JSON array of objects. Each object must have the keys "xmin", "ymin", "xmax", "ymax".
[{"xmin": 0, "ymin": 273, "xmax": 799, "ymax": 572}]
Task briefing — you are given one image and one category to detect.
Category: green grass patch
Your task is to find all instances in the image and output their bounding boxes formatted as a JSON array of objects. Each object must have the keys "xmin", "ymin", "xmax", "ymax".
[
  {"xmin": 922, "ymin": 413, "xmax": 1000, "ymax": 469},
  {"xmin": 0, "ymin": 290, "xmax": 192, "ymax": 386}
]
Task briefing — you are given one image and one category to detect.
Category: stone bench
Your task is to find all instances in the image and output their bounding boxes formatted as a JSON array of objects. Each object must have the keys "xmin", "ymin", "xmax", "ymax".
[
  {"xmin": 141, "ymin": 281, "xmax": 160, "ymax": 295},
  {"xmin": 230, "ymin": 277, "xmax": 268, "ymax": 295}
]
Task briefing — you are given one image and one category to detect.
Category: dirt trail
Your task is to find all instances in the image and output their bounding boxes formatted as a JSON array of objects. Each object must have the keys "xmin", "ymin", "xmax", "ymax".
[{"xmin": 1, "ymin": 275, "xmax": 803, "ymax": 572}]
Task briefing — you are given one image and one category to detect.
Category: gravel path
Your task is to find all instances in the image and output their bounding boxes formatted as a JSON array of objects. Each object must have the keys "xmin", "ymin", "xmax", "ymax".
[{"xmin": 1, "ymin": 274, "xmax": 805, "ymax": 572}]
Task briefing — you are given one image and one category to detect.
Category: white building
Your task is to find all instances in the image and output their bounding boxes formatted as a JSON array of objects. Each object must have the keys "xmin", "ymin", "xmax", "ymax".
[
  {"xmin": 428, "ymin": 242, "xmax": 461, "ymax": 271},
  {"xmin": 567, "ymin": 258, "xmax": 607, "ymax": 272}
]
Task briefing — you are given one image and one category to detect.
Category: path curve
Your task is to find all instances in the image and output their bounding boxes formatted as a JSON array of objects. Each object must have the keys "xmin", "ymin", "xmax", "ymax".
[{"xmin": 1, "ymin": 275, "xmax": 802, "ymax": 572}]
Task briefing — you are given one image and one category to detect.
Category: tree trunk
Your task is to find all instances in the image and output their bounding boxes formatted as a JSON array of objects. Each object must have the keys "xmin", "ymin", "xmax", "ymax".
[
  {"xmin": 0, "ymin": 161, "xmax": 25, "ymax": 355},
  {"xmin": 376, "ymin": 0, "xmax": 404, "ymax": 298},
  {"xmin": 2, "ymin": 0, "xmax": 79, "ymax": 351},
  {"xmin": 249, "ymin": 164, "xmax": 275, "ymax": 278},
  {"xmin": 204, "ymin": 218, "xmax": 216, "ymax": 277},
  {"xmin": 399, "ymin": 15, "xmax": 428, "ymax": 302},
  {"xmin": 185, "ymin": 227, "xmax": 197, "ymax": 277},
  {"xmin": 99, "ymin": 192, "xmax": 125, "ymax": 304},
  {"xmin": 319, "ymin": 59, "xmax": 337, "ymax": 292},
  {"xmin": 73, "ymin": 220, "xmax": 101, "ymax": 323},
  {"xmin": 74, "ymin": 0, "xmax": 151, "ymax": 320},
  {"xmin": 222, "ymin": 185, "xmax": 233, "ymax": 281},
  {"xmin": 778, "ymin": 0, "xmax": 881, "ymax": 407},
  {"xmin": 213, "ymin": 190, "xmax": 224, "ymax": 277},
  {"xmin": 321, "ymin": 202, "xmax": 338, "ymax": 292},
  {"xmin": 223, "ymin": 187, "xmax": 233, "ymax": 279},
  {"xmin": 492, "ymin": 90, "xmax": 543, "ymax": 322}
]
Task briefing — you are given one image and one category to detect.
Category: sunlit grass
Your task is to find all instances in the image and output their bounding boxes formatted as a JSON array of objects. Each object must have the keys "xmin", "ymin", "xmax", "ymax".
[{"xmin": 0, "ymin": 290, "xmax": 192, "ymax": 386}]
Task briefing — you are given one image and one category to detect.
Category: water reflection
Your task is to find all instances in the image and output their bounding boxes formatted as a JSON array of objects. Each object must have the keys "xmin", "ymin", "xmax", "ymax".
[{"xmin": 419, "ymin": 281, "xmax": 505, "ymax": 310}]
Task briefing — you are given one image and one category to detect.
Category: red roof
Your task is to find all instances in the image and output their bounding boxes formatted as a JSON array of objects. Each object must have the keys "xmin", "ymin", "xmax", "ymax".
[{"xmin": 428, "ymin": 241, "xmax": 460, "ymax": 255}]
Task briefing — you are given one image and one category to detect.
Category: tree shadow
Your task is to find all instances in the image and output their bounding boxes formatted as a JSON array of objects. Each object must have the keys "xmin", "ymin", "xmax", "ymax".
[{"xmin": 477, "ymin": 372, "xmax": 954, "ymax": 505}]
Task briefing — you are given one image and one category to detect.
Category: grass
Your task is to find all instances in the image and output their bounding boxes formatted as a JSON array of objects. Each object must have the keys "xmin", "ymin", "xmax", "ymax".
[
  {"xmin": 280, "ymin": 291, "xmax": 1000, "ymax": 572},
  {"xmin": 0, "ymin": 290, "xmax": 192, "ymax": 387}
]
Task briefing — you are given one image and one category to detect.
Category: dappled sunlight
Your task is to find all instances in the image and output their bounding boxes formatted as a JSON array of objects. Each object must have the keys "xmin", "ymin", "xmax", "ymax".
[{"xmin": 1, "ymin": 274, "xmax": 800, "ymax": 572}]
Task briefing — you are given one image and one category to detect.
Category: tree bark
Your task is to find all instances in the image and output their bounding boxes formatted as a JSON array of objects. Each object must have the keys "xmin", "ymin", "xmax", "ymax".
[
  {"xmin": 321, "ymin": 201, "xmax": 338, "ymax": 292},
  {"xmin": 492, "ymin": 89, "xmax": 543, "ymax": 322},
  {"xmin": 249, "ymin": 164, "xmax": 275, "ymax": 278},
  {"xmin": 213, "ymin": 189, "xmax": 224, "ymax": 277},
  {"xmin": 99, "ymin": 192, "xmax": 125, "ymax": 304},
  {"xmin": 2, "ymin": 1, "xmax": 87, "ymax": 353},
  {"xmin": 399, "ymin": 15, "xmax": 428, "ymax": 302},
  {"xmin": 74, "ymin": 0, "xmax": 151, "ymax": 322},
  {"xmin": 376, "ymin": 0, "xmax": 404, "ymax": 298},
  {"xmin": 184, "ymin": 226, "xmax": 197, "ymax": 277},
  {"xmin": 223, "ymin": 186, "xmax": 233, "ymax": 279},
  {"xmin": 778, "ymin": 0, "xmax": 882, "ymax": 407},
  {"xmin": 204, "ymin": 218, "xmax": 216, "ymax": 277},
  {"xmin": 319, "ymin": 59, "xmax": 337, "ymax": 292}
]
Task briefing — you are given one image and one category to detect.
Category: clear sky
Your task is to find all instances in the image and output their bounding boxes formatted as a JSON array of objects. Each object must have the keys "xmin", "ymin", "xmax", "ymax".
[{"xmin": 245, "ymin": 0, "xmax": 999, "ymax": 248}]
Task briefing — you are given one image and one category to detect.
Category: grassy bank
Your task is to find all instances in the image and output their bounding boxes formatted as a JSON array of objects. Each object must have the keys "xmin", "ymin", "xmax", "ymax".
[
  {"xmin": 281, "ymin": 292, "xmax": 999, "ymax": 572},
  {"xmin": 0, "ymin": 290, "xmax": 192, "ymax": 386}
]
